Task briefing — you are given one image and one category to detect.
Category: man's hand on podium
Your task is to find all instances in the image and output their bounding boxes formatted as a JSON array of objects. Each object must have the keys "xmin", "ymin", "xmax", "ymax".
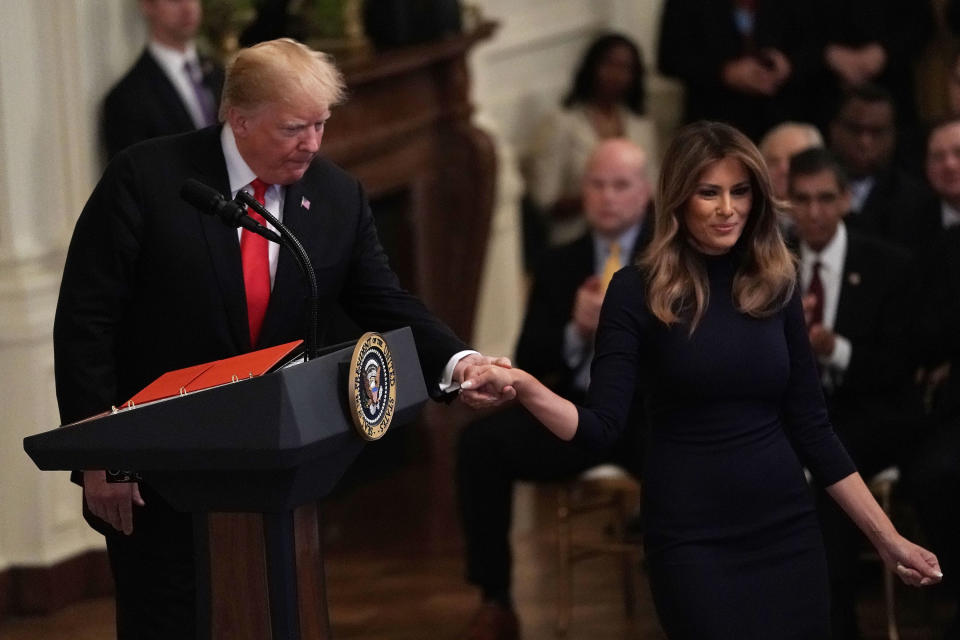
[
  {"xmin": 454, "ymin": 354, "xmax": 515, "ymax": 409},
  {"xmin": 83, "ymin": 470, "xmax": 146, "ymax": 535}
]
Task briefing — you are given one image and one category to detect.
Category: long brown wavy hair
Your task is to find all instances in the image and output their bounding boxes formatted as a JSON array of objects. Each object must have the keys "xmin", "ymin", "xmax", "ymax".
[{"xmin": 640, "ymin": 121, "xmax": 796, "ymax": 332}]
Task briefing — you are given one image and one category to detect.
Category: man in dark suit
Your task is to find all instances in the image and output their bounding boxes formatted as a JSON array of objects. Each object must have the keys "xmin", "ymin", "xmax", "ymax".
[
  {"xmin": 788, "ymin": 147, "xmax": 923, "ymax": 639},
  {"xmin": 56, "ymin": 38, "xmax": 507, "ymax": 640},
  {"xmin": 457, "ymin": 139, "xmax": 651, "ymax": 640},
  {"xmin": 103, "ymin": 0, "xmax": 224, "ymax": 159},
  {"xmin": 828, "ymin": 84, "xmax": 937, "ymax": 256},
  {"xmin": 808, "ymin": 0, "xmax": 932, "ymax": 130},
  {"xmin": 657, "ymin": 0, "xmax": 820, "ymax": 140}
]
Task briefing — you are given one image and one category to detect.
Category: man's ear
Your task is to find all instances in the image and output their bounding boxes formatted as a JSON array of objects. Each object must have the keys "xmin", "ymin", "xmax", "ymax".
[{"xmin": 227, "ymin": 107, "xmax": 248, "ymax": 137}]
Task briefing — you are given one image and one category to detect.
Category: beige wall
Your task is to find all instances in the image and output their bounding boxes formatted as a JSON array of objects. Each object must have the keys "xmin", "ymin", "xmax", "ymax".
[
  {"xmin": 0, "ymin": 0, "xmax": 672, "ymax": 573},
  {"xmin": 0, "ymin": 0, "xmax": 146, "ymax": 570}
]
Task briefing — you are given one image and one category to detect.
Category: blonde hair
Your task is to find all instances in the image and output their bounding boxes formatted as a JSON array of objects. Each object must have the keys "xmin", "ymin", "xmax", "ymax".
[
  {"xmin": 641, "ymin": 121, "xmax": 796, "ymax": 332},
  {"xmin": 218, "ymin": 38, "xmax": 347, "ymax": 120}
]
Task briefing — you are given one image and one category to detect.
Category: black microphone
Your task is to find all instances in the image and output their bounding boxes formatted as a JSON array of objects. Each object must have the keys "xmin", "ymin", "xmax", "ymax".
[{"xmin": 180, "ymin": 179, "xmax": 281, "ymax": 243}]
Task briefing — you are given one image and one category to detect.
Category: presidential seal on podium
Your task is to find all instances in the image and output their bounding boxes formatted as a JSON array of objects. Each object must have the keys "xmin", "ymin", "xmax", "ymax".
[{"xmin": 348, "ymin": 332, "xmax": 397, "ymax": 440}]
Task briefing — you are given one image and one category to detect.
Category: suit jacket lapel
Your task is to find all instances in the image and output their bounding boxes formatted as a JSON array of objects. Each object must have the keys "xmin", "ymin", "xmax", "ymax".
[
  {"xmin": 834, "ymin": 235, "xmax": 862, "ymax": 337},
  {"xmin": 191, "ymin": 128, "xmax": 251, "ymax": 352},
  {"xmin": 140, "ymin": 51, "xmax": 195, "ymax": 132}
]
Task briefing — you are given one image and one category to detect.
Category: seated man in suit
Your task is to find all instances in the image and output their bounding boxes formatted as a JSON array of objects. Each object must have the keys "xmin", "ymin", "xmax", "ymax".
[
  {"xmin": 456, "ymin": 138, "xmax": 651, "ymax": 640},
  {"xmin": 56, "ymin": 38, "xmax": 508, "ymax": 640},
  {"xmin": 788, "ymin": 147, "xmax": 923, "ymax": 639},
  {"xmin": 828, "ymin": 84, "xmax": 937, "ymax": 256},
  {"xmin": 102, "ymin": 0, "xmax": 224, "ymax": 159}
]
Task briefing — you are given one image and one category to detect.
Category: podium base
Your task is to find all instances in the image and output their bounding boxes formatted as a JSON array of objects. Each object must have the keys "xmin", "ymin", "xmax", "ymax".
[{"xmin": 197, "ymin": 504, "xmax": 331, "ymax": 640}]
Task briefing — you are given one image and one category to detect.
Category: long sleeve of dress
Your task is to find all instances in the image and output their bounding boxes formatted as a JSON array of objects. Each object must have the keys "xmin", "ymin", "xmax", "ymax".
[
  {"xmin": 779, "ymin": 287, "xmax": 856, "ymax": 486},
  {"xmin": 572, "ymin": 268, "xmax": 647, "ymax": 451}
]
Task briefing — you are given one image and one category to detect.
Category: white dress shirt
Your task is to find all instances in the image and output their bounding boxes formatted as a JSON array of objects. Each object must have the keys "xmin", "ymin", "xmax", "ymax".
[
  {"xmin": 799, "ymin": 222, "xmax": 852, "ymax": 374},
  {"xmin": 220, "ymin": 124, "xmax": 474, "ymax": 390},
  {"xmin": 148, "ymin": 40, "xmax": 211, "ymax": 129}
]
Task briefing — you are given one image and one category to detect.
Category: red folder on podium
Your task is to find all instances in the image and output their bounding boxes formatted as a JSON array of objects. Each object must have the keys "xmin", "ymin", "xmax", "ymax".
[{"xmin": 125, "ymin": 340, "xmax": 304, "ymax": 407}]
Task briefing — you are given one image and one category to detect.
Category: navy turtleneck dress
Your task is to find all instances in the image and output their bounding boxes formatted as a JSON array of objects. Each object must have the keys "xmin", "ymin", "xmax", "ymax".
[{"xmin": 573, "ymin": 252, "xmax": 856, "ymax": 639}]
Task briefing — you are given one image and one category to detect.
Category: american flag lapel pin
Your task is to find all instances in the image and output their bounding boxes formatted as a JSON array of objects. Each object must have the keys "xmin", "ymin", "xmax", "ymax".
[{"xmin": 301, "ymin": 196, "xmax": 311, "ymax": 210}]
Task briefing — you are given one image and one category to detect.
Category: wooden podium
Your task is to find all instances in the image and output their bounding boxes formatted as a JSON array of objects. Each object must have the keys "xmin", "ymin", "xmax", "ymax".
[{"xmin": 23, "ymin": 328, "xmax": 428, "ymax": 640}]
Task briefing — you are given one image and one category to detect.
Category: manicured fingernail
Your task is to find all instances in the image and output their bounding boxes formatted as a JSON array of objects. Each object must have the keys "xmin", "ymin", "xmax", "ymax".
[
  {"xmin": 935, "ymin": 571, "xmax": 944, "ymax": 578},
  {"xmin": 461, "ymin": 381, "xmax": 473, "ymax": 389}
]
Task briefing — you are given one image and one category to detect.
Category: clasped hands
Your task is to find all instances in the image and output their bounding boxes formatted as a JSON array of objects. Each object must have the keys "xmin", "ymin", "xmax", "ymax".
[
  {"xmin": 722, "ymin": 49, "xmax": 791, "ymax": 97},
  {"xmin": 454, "ymin": 353, "xmax": 521, "ymax": 409}
]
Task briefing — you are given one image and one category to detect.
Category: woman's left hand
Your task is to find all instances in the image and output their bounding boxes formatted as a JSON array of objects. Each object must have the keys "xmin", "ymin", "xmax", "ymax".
[{"xmin": 877, "ymin": 534, "xmax": 943, "ymax": 587}]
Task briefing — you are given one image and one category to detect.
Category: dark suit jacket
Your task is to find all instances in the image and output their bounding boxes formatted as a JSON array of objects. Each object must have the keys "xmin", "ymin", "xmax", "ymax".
[
  {"xmin": 807, "ymin": 0, "xmax": 933, "ymax": 126},
  {"xmin": 843, "ymin": 167, "xmax": 937, "ymax": 257},
  {"xmin": 810, "ymin": 229, "xmax": 924, "ymax": 475},
  {"xmin": 919, "ymin": 227, "xmax": 960, "ymax": 419},
  {"xmin": 102, "ymin": 49, "xmax": 224, "ymax": 160},
  {"xmin": 54, "ymin": 126, "xmax": 467, "ymax": 427},
  {"xmin": 830, "ymin": 230, "xmax": 916, "ymax": 400},
  {"xmin": 515, "ymin": 223, "xmax": 651, "ymax": 399},
  {"xmin": 657, "ymin": 0, "xmax": 820, "ymax": 140}
]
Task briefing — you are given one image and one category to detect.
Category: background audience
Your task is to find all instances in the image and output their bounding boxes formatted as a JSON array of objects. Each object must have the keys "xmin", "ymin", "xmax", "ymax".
[
  {"xmin": 788, "ymin": 148, "xmax": 924, "ymax": 639},
  {"xmin": 102, "ymin": 0, "xmax": 223, "ymax": 159},
  {"xmin": 523, "ymin": 33, "xmax": 657, "ymax": 256},
  {"xmin": 828, "ymin": 84, "xmax": 936, "ymax": 256},
  {"xmin": 458, "ymin": 139, "xmax": 651, "ymax": 640},
  {"xmin": 657, "ymin": 0, "xmax": 820, "ymax": 141},
  {"xmin": 759, "ymin": 122, "xmax": 825, "ymax": 201}
]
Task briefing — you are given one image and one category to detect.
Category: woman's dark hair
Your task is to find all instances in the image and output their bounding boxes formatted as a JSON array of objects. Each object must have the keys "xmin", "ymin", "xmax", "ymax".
[{"xmin": 562, "ymin": 33, "xmax": 646, "ymax": 114}]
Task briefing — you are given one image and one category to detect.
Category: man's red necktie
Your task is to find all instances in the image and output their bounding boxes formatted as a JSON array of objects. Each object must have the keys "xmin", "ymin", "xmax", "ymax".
[
  {"xmin": 241, "ymin": 178, "xmax": 271, "ymax": 346},
  {"xmin": 807, "ymin": 260, "xmax": 824, "ymax": 327}
]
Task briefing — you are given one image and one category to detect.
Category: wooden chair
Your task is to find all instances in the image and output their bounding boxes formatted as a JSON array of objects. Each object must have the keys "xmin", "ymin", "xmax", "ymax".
[
  {"xmin": 866, "ymin": 466, "xmax": 902, "ymax": 640},
  {"xmin": 555, "ymin": 464, "xmax": 642, "ymax": 636}
]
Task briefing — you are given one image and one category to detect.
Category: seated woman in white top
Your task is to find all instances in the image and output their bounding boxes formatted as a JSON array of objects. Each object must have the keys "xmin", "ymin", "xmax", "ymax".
[{"xmin": 525, "ymin": 33, "xmax": 658, "ymax": 247}]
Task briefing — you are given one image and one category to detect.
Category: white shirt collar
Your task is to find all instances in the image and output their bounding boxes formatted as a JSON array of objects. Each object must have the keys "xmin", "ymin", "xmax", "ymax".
[
  {"xmin": 800, "ymin": 221, "xmax": 847, "ymax": 275},
  {"xmin": 147, "ymin": 40, "xmax": 199, "ymax": 76},
  {"xmin": 220, "ymin": 124, "xmax": 259, "ymax": 197}
]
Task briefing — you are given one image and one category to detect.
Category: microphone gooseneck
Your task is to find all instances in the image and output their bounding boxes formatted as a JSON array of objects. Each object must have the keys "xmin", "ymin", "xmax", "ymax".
[{"xmin": 180, "ymin": 179, "xmax": 320, "ymax": 360}]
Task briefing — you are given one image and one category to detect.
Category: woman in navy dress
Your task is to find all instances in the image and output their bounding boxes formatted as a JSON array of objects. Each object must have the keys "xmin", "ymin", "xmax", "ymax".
[{"xmin": 462, "ymin": 121, "xmax": 942, "ymax": 638}]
